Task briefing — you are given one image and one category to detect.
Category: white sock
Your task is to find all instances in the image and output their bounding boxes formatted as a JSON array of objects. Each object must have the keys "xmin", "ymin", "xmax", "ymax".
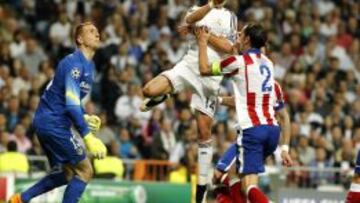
[
  {"xmin": 198, "ymin": 140, "xmax": 213, "ymax": 185},
  {"xmin": 350, "ymin": 183, "xmax": 360, "ymax": 192},
  {"xmin": 229, "ymin": 177, "xmax": 241, "ymax": 187}
]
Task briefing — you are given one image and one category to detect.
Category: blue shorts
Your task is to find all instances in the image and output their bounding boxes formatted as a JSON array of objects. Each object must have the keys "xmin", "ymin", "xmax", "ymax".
[
  {"xmin": 33, "ymin": 118, "xmax": 86, "ymax": 168},
  {"xmin": 355, "ymin": 150, "xmax": 360, "ymax": 174},
  {"xmin": 216, "ymin": 125, "xmax": 280, "ymax": 174}
]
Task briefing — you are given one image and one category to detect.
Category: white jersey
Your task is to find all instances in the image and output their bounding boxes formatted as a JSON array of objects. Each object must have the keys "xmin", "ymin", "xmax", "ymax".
[
  {"xmin": 160, "ymin": 6, "xmax": 237, "ymax": 118},
  {"xmin": 216, "ymin": 49, "xmax": 279, "ymax": 129},
  {"xmin": 183, "ymin": 6, "xmax": 237, "ymax": 74}
]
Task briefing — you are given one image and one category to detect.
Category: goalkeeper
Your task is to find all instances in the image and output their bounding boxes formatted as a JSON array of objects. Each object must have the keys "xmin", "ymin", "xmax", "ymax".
[{"xmin": 9, "ymin": 22, "xmax": 106, "ymax": 203}]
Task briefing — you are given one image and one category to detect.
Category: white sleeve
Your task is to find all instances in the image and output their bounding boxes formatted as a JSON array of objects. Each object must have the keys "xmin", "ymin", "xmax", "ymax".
[
  {"xmin": 227, "ymin": 12, "xmax": 238, "ymax": 43},
  {"xmin": 184, "ymin": 5, "xmax": 201, "ymax": 21}
]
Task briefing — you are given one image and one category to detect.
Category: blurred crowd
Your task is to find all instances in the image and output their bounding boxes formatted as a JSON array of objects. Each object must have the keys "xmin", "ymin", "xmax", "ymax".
[{"xmin": 0, "ymin": 0, "xmax": 358, "ymax": 189}]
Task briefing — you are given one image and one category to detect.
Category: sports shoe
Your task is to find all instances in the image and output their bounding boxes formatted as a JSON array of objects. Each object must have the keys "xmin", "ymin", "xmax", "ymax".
[
  {"xmin": 8, "ymin": 194, "xmax": 23, "ymax": 203},
  {"xmin": 140, "ymin": 94, "xmax": 170, "ymax": 112}
]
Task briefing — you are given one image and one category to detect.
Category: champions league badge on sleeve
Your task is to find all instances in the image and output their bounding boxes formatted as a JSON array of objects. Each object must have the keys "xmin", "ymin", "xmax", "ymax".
[{"xmin": 71, "ymin": 68, "xmax": 81, "ymax": 79}]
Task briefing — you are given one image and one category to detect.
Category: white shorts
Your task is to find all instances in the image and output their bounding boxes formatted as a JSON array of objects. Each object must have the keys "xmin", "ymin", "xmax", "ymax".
[{"xmin": 161, "ymin": 60, "xmax": 222, "ymax": 118}]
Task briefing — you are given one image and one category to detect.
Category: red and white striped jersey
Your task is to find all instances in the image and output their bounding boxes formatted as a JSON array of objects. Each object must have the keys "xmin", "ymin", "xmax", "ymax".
[{"xmin": 218, "ymin": 49, "xmax": 280, "ymax": 129}]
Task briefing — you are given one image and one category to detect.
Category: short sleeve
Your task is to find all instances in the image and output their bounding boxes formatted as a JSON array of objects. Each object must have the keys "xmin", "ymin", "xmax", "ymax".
[
  {"xmin": 227, "ymin": 12, "xmax": 238, "ymax": 43},
  {"xmin": 273, "ymin": 82, "xmax": 285, "ymax": 111},
  {"xmin": 211, "ymin": 56, "xmax": 245, "ymax": 76}
]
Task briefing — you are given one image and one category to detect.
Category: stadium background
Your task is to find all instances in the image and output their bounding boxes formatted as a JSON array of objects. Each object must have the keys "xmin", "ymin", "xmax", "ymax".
[{"xmin": 0, "ymin": 0, "xmax": 358, "ymax": 202}]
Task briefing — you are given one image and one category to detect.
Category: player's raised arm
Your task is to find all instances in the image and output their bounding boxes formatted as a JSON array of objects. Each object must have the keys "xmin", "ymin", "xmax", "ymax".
[
  {"xmin": 208, "ymin": 34, "xmax": 235, "ymax": 54},
  {"xmin": 185, "ymin": 0, "xmax": 228, "ymax": 24},
  {"xmin": 209, "ymin": 9, "xmax": 237, "ymax": 54},
  {"xmin": 196, "ymin": 27, "xmax": 212, "ymax": 76},
  {"xmin": 176, "ymin": 24, "xmax": 235, "ymax": 55},
  {"xmin": 185, "ymin": 2, "xmax": 212, "ymax": 24},
  {"xmin": 196, "ymin": 27, "xmax": 241, "ymax": 76},
  {"xmin": 64, "ymin": 61, "xmax": 90, "ymax": 137}
]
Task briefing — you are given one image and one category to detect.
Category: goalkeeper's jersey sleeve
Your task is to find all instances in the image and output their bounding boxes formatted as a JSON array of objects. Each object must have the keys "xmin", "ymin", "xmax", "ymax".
[{"xmin": 34, "ymin": 50, "xmax": 94, "ymax": 137}]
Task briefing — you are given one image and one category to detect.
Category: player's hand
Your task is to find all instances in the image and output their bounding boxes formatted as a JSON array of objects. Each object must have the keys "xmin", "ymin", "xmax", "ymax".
[
  {"xmin": 195, "ymin": 26, "xmax": 210, "ymax": 43},
  {"xmin": 176, "ymin": 24, "xmax": 191, "ymax": 37},
  {"xmin": 84, "ymin": 114, "xmax": 101, "ymax": 133},
  {"xmin": 84, "ymin": 133, "xmax": 107, "ymax": 159},
  {"xmin": 280, "ymin": 150, "xmax": 293, "ymax": 167}
]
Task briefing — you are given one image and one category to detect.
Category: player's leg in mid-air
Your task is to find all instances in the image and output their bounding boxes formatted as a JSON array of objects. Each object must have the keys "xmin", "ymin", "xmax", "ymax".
[
  {"xmin": 8, "ymin": 128, "xmax": 93, "ymax": 203},
  {"xmin": 140, "ymin": 59, "xmax": 193, "ymax": 112},
  {"xmin": 345, "ymin": 151, "xmax": 360, "ymax": 203},
  {"xmin": 140, "ymin": 75, "xmax": 173, "ymax": 111}
]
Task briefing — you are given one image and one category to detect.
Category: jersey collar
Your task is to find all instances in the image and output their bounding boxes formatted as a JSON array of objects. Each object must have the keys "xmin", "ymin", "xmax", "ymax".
[{"xmin": 75, "ymin": 49, "xmax": 93, "ymax": 66}]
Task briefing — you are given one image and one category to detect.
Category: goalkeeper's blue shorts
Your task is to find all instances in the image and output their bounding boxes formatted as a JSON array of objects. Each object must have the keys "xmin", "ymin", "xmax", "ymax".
[
  {"xmin": 216, "ymin": 125, "xmax": 280, "ymax": 174},
  {"xmin": 33, "ymin": 118, "xmax": 86, "ymax": 168}
]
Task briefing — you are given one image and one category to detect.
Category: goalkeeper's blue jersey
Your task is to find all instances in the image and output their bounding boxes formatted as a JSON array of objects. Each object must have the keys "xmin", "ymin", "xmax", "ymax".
[{"xmin": 34, "ymin": 50, "xmax": 94, "ymax": 137}]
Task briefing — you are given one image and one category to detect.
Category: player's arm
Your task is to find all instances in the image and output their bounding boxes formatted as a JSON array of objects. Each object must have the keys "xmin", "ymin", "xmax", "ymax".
[
  {"xmin": 64, "ymin": 61, "xmax": 106, "ymax": 159},
  {"xmin": 208, "ymin": 12, "xmax": 237, "ymax": 54},
  {"xmin": 197, "ymin": 27, "xmax": 240, "ymax": 76},
  {"xmin": 177, "ymin": 24, "xmax": 234, "ymax": 54},
  {"xmin": 274, "ymin": 99, "xmax": 293, "ymax": 167},
  {"xmin": 198, "ymin": 27, "xmax": 213, "ymax": 76},
  {"xmin": 273, "ymin": 82, "xmax": 290, "ymax": 148},
  {"xmin": 64, "ymin": 62, "xmax": 90, "ymax": 137},
  {"xmin": 208, "ymin": 35, "xmax": 235, "ymax": 54},
  {"xmin": 276, "ymin": 108, "xmax": 291, "ymax": 148},
  {"xmin": 218, "ymin": 96, "xmax": 235, "ymax": 107},
  {"xmin": 185, "ymin": 4, "xmax": 212, "ymax": 24}
]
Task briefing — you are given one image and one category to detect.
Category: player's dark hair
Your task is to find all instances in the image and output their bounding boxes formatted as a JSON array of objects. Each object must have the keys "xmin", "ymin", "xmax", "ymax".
[
  {"xmin": 244, "ymin": 24, "xmax": 267, "ymax": 49},
  {"xmin": 74, "ymin": 21, "xmax": 94, "ymax": 46}
]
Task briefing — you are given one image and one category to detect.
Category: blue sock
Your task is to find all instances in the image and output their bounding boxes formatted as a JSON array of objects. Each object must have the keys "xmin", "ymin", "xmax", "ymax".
[
  {"xmin": 21, "ymin": 171, "xmax": 68, "ymax": 202},
  {"xmin": 62, "ymin": 176, "xmax": 88, "ymax": 203}
]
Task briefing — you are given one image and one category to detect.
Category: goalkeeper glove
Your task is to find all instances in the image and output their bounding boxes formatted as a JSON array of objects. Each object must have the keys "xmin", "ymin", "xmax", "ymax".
[
  {"xmin": 83, "ymin": 133, "xmax": 107, "ymax": 159},
  {"xmin": 84, "ymin": 114, "xmax": 101, "ymax": 133}
]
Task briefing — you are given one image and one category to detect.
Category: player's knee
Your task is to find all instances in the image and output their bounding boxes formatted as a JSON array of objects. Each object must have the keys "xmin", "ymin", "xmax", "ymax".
[
  {"xmin": 240, "ymin": 174, "xmax": 258, "ymax": 194},
  {"xmin": 142, "ymin": 84, "xmax": 154, "ymax": 97},
  {"xmin": 63, "ymin": 165, "xmax": 74, "ymax": 182},
  {"xmin": 74, "ymin": 159, "xmax": 94, "ymax": 182},
  {"xmin": 78, "ymin": 165, "xmax": 93, "ymax": 182}
]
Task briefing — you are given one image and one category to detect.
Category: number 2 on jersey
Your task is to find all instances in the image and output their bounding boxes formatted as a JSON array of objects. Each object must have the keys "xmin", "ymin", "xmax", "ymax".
[{"xmin": 260, "ymin": 65, "xmax": 272, "ymax": 92}]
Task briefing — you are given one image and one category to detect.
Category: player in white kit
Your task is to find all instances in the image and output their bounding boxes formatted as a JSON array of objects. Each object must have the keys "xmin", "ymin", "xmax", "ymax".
[{"xmin": 140, "ymin": 1, "xmax": 237, "ymax": 202}]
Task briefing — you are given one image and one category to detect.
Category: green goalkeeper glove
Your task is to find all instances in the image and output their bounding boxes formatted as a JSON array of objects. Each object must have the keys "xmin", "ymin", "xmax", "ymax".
[
  {"xmin": 83, "ymin": 133, "xmax": 107, "ymax": 159},
  {"xmin": 84, "ymin": 114, "xmax": 101, "ymax": 133}
]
